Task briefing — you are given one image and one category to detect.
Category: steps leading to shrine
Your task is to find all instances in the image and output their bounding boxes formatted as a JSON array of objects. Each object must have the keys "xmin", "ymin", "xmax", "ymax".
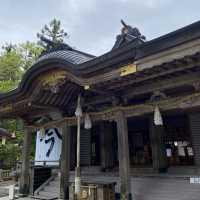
[
  {"xmin": 33, "ymin": 174, "xmax": 60, "ymax": 200},
  {"xmin": 33, "ymin": 173, "xmax": 200, "ymax": 200}
]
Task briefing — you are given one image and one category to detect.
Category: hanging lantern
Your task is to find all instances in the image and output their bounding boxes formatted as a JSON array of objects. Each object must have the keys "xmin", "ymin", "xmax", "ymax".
[
  {"xmin": 154, "ymin": 105, "xmax": 163, "ymax": 126},
  {"xmin": 75, "ymin": 95, "xmax": 83, "ymax": 117},
  {"xmin": 84, "ymin": 113, "xmax": 92, "ymax": 129}
]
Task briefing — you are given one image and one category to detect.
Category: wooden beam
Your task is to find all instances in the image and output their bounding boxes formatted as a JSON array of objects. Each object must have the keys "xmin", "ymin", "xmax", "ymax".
[
  {"xmin": 25, "ymin": 92, "xmax": 200, "ymax": 130},
  {"xmin": 123, "ymin": 71, "xmax": 200, "ymax": 99},
  {"xmin": 99, "ymin": 58, "xmax": 200, "ymax": 91},
  {"xmin": 84, "ymin": 70, "xmax": 200, "ymax": 107}
]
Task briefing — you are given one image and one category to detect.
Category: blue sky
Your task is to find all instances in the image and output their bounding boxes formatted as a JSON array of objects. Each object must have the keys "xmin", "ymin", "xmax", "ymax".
[{"xmin": 0, "ymin": 0, "xmax": 200, "ymax": 55}]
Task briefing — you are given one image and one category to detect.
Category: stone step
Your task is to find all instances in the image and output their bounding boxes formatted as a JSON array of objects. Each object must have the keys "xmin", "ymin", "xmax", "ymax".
[
  {"xmin": 43, "ymin": 186, "xmax": 60, "ymax": 193},
  {"xmin": 31, "ymin": 194, "xmax": 58, "ymax": 200},
  {"xmin": 35, "ymin": 174, "xmax": 200, "ymax": 200},
  {"xmin": 37, "ymin": 190, "xmax": 59, "ymax": 199}
]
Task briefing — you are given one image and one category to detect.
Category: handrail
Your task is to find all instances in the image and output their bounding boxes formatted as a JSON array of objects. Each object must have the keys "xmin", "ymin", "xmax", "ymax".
[
  {"xmin": 34, "ymin": 173, "xmax": 57, "ymax": 195},
  {"xmin": 0, "ymin": 169, "xmax": 12, "ymax": 180}
]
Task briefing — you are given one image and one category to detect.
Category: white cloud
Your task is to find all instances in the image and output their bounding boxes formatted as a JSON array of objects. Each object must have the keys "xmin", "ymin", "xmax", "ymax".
[{"xmin": 0, "ymin": 0, "xmax": 199, "ymax": 55}]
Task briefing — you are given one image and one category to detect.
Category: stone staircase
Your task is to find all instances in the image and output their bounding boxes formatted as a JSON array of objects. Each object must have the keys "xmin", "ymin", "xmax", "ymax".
[
  {"xmin": 33, "ymin": 173, "xmax": 200, "ymax": 200},
  {"xmin": 33, "ymin": 175, "xmax": 60, "ymax": 200}
]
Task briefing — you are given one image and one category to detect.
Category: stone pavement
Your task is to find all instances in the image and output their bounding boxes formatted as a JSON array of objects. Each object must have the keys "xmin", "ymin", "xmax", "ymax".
[{"xmin": 0, "ymin": 197, "xmax": 32, "ymax": 200}]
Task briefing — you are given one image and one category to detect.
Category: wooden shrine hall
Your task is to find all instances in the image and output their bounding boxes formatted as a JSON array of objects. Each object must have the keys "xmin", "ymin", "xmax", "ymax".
[{"xmin": 1, "ymin": 20, "xmax": 200, "ymax": 200}]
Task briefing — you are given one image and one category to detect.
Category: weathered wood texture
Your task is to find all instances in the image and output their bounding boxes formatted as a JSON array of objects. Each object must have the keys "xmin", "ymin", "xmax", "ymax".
[
  {"xmin": 19, "ymin": 128, "xmax": 33, "ymax": 195},
  {"xmin": 1, "ymin": 52, "xmax": 200, "ymax": 120},
  {"xmin": 116, "ymin": 111, "xmax": 131, "ymax": 200},
  {"xmin": 60, "ymin": 124, "xmax": 71, "ymax": 199},
  {"xmin": 23, "ymin": 91, "xmax": 200, "ymax": 131}
]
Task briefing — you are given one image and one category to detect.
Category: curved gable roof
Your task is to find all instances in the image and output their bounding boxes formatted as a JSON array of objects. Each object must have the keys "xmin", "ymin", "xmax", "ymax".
[{"xmin": 36, "ymin": 49, "xmax": 94, "ymax": 65}]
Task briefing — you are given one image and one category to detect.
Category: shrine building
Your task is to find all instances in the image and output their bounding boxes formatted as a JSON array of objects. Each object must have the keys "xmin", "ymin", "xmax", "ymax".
[{"xmin": 1, "ymin": 20, "xmax": 200, "ymax": 200}]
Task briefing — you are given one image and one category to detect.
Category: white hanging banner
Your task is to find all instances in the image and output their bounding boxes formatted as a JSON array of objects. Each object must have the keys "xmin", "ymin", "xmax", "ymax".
[
  {"xmin": 154, "ymin": 105, "xmax": 163, "ymax": 126},
  {"xmin": 35, "ymin": 128, "xmax": 62, "ymax": 166}
]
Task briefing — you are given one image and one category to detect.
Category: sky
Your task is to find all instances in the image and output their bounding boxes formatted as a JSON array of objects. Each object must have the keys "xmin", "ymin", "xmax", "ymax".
[{"xmin": 0, "ymin": 0, "xmax": 200, "ymax": 56}]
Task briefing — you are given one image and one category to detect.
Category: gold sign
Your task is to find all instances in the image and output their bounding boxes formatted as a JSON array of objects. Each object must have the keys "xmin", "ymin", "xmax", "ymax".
[{"xmin": 120, "ymin": 63, "xmax": 137, "ymax": 77}]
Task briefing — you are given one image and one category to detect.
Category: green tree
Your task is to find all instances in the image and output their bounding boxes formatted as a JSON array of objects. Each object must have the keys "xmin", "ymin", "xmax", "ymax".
[
  {"xmin": 37, "ymin": 18, "xmax": 68, "ymax": 46},
  {"xmin": 0, "ymin": 119, "xmax": 24, "ymax": 169},
  {"xmin": 19, "ymin": 41, "xmax": 43, "ymax": 71},
  {"xmin": 0, "ymin": 42, "xmax": 41, "ymax": 167},
  {"xmin": 0, "ymin": 41, "xmax": 43, "ymax": 92},
  {"xmin": 0, "ymin": 49, "xmax": 23, "ymax": 82},
  {"xmin": 0, "ymin": 80, "xmax": 19, "ymax": 92}
]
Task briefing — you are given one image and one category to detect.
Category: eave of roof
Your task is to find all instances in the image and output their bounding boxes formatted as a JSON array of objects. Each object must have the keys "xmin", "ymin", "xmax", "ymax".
[
  {"xmin": 78, "ymin": 20, "xmax": 200, "ymax": 72},
  {"xmin": 0, "ymin": 20, "xmax": 200, "ymax": 103}
]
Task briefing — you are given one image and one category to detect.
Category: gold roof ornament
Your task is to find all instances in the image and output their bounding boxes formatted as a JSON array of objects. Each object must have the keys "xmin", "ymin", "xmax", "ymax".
[{"xmin": 120, "ymin": 63, "xmax": 137, "ymax": 77}]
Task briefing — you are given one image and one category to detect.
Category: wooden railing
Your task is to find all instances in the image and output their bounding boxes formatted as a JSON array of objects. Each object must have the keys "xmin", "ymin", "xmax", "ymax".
[{"xmin": 0, "ymin": 169, "xmax": 12, "ymax": 181}]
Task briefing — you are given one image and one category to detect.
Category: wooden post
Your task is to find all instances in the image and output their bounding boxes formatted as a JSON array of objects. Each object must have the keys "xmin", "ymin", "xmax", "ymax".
[
  {"xmin": 60, "ymin": 124, "xmax": 71, "ymax": 200},
  {"xmin": 149, "ymin": 117, "xmax": 167, "ymax": 172},
  {"xmin": 116, "ymin": 111, "xmax": 132, "ymax": 200},
  {"xmin": 19, "ymin": 128, "xmax": 33, "ymax": 195}
]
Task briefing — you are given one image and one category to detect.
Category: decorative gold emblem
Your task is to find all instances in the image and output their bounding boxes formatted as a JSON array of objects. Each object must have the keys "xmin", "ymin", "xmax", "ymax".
[
  {"xmin": 38, "ymin": 69, "xmax": 67, "ymax": 89},
  {"xmin": 120, "ymin": 63, "xmax": 137, "ymax": 77}
]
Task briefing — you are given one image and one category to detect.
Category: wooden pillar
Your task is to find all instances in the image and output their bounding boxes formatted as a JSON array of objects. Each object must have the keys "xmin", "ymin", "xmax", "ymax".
[
  {"xmin": 100, "ymin": 122, "xmax": 114, "ymax": 170},
  {"xmin": 60, "ymin": 124, "xmax": 71, "ymax": 200},
  {"xmin": 116, "ymin": 111, "xmax": 132, "ymax": 200},
  {"xmin": 149, "ymin": 117, "xmax": 167, "ymax": 172},
  {"xmin": 19, "ymin": 128, "xmax": 33, "ymax": 195}
]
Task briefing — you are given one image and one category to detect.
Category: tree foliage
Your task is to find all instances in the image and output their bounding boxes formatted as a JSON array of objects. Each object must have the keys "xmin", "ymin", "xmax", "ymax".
[
  {"xmin": 37, "ymin": 18, "xmax": 68, "ymax": 47},
  {"xmin": 0, "ymin": 49, "xmax": 23, "ymax": 81},
  {"xmin": 0, "ymin": 42, "xmax": 42, "ymax": 168},
  {"xmin": 0, "ymin": 120, "xmax": 24, "ymax": 169},
  {"xmin": 19, "ymin": 41, "xmax": 43, "ymax": 71},
  {"xmin": 0, "ymin": 42, "xmax": 42, "ymax": 92}
]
